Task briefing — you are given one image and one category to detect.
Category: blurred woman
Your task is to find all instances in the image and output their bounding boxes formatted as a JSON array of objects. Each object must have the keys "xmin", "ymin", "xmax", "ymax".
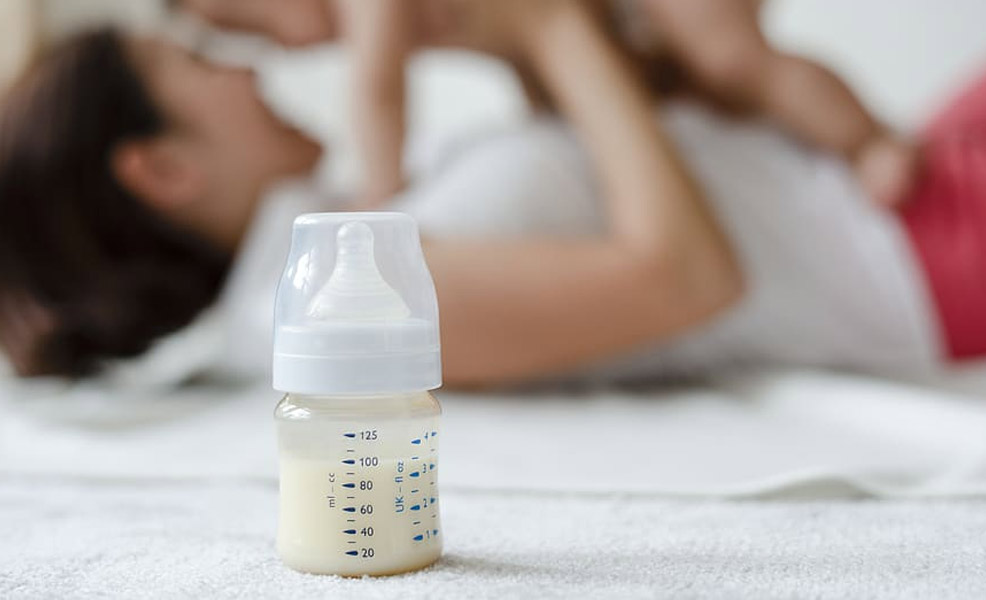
[{"xmin": 0, "ymin": 2, "xmax": 981, "ymax": 387}]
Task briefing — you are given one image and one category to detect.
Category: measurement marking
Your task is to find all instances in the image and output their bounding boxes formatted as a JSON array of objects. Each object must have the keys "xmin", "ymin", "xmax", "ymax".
[
  {"xmin": 346, "ymin": 496, "xmax": 355, "ymax": 499},
  {"xmin": 413, "ymin": 534, "xmax": 424, "ymax": 542},
  {"xmin": 431, "ymin": 431, "xmax": 437, "ymax": 437},
  {"xmin": 346, "ymin": 551, "xmax": 358, "ymax": 556},
  {"xmin": 411, "ymin": 456, "xmax": 420, "ymax": 461},
  {"xmin": 346, "ymin": 449, "xmax": 355, "ymax": 453},
  {"xmin": 430, "ymin": 497, "xmax": 436, "ymax": 504},
  {"xmin": 429, "ymin": 463, "xmax": 436, "ymax": 470},
  {"xmin": 411, "ymin": 438, "xmax": 421, "ymax": 445},
  {"xmin": 431, "ymin": 513, "xmax": 437, "ymax": 519},
  {"xmin": 429, "ymin": 481, "xmax": 435, "ymax": 486},
  {"xmin": 412, "ymin": 521, "xmax": 421, "ymax": 525},
  {"xmin": 409, "ymin": 471, "xmax": 420, "ymax": 478},
  {"xmin": 343, "ymin": 530, "xmax": 357, "ymax": 535},
  {"xmin": 343, "ymin": 433, "xmax": 356, "ymax": 439},
  {"xmin": 342, "ymin": 459, "xmax": 355, "ymax": 465},
  {"xmin": 410, "ymin": 504, "xmax": 421, "ymax": 511},
  {"xmin": 411, "ymin": 489, "xmax": 419, "ymax": 494},
  {"xmin": 348, "ymin": 541, "xmax": 357, "ymax": 545},
  {"xmin": 433, "ymin": 529, "xmax": 439, "ymax": 536},
  {"xmin": 343, "ymin": 507, "xmax": 356, "ymax": 513},
  {"xmin": 347, "ymin": 519, "xmax": 356, "ymax": 523},
  {"xmin": 342, "ymin": 483, "xmax": 355, "ymax": 489},
  {"xmin": 346, "ymin": 472, "xmax": 355, "ymax": 476}
]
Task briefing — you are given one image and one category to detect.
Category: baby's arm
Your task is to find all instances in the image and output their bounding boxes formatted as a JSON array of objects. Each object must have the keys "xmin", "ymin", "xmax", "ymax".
[
  {"xmin": 336, "ymin": 0, "xmax": 413, "ymax": 206},
  {"xmin": 639, "ymin": 0, "xmax": 917, "ymax": 205}
]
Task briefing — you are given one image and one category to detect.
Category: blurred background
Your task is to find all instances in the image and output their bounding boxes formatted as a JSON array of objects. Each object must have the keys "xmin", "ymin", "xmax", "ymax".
[{"xmin": 4, "ymin": 0, "xmax": 986, "ymax": 189}]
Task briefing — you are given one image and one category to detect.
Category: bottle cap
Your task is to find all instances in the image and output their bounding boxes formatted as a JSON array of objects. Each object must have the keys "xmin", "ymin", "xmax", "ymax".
[{"xmin": 272, "ymin": 213, "xmax": 441, "ymax": 395}]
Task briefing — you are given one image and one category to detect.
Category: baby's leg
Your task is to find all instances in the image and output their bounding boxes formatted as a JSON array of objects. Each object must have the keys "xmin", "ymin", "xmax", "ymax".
[
  {"xmin": 639, "ymin": 0, "xmax": 878, "ymax": 155},
  {"xmin": 639, "ymin": 0, "xmax": 919, "ymax": 206}
]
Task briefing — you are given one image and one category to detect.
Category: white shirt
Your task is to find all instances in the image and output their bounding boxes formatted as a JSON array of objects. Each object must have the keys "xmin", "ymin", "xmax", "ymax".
[{"xmin": 217, "ymin": 104, "xmax": 941, "ymax": 383}]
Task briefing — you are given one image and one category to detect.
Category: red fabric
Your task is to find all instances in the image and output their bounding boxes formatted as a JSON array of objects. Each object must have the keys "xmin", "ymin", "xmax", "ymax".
[{"xmin": 901, "ymin": 65, "xmax": 986, "ymax": 360}]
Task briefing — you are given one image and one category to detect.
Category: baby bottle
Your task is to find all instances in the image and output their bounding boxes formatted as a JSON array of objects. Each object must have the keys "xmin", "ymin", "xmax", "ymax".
[{"xmin": 272, "ymin": 213, "xmax": 443, "ymax": 577}]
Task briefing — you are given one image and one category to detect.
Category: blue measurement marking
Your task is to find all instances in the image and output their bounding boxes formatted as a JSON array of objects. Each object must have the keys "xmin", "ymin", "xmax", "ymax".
[
  {"xmin": 346, "ymin": 551, "xmax": 358, "ymax": 557},
  {"xmin": 430, "ymin": 497, "xmax": 436, "ymax": 504},
  {"xmin": 412, "ymin": 521, "xmax": 421, "ymax": 525},
  {"xmin": 424, "ymin": 433, "xmax": 429, "ymax": 440},
  {"xmin": 431, "ymin": 431, "xmax": 438, "ymax": 437},
  {"xmin": 342, "ymin": 459, "xmax": 355, "ymax": 465},
  {"xmin": 429, "ymin": 463, "xmax": 436, "ymax": 470},
  {"xmin": 410, "ymin": 504, "xmax": 421, "ymax": 511},
  {"xmin": 433, "ymin": 529, "xmax": 439, "ymax": 536},
  {"xmin": 342, "ymin": 507, "xmax": 356, "ymax": 513},
  {"xmin": 410, "ymin": 456, "xmax": 419, "ymax": 461},
  {"xmin": 342, "ymin": 483, "xmax": 355, "ymax": 489},
  {"xmin": 411, "ymin": 438, "xmax": 421, "ymax": 445},
  {"xmin": 409, "ymin": 471, "xmax": 420, "ymax": 478},
  {"xmin": 413, "ymin": 534, "xmax": 424, "ymax": 542},
  {"xmin": 343, "ymin": 433, "xmax": 356, "ymax": 438},
  {"xmin": 343, "ymin": 529, "xmax": 357, "ymax": 535},
  {"xmin": 411, "ymin": 489, "xmax": 419, "ymax": 494}
]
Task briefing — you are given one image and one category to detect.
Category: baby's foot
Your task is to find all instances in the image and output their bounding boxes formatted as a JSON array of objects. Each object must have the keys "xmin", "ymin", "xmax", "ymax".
[{"xmin": 855, "ymin": 135, "xmax": 920, "ymax": 208}]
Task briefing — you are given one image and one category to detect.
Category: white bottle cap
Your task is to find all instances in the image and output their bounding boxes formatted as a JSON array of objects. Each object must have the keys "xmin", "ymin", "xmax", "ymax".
[{"xmin": 272, "ymin": 213, "xmax": 441, "ymax": 395}]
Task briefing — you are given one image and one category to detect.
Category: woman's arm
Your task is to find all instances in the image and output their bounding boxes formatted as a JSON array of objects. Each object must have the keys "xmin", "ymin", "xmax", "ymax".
[
  {"xmin": 425, "ymin": 2, "xmax": 743, "ymax": 387},
  {"xmin": 336, "ymin": 0, "xmax": 411, "ymax": 205}
]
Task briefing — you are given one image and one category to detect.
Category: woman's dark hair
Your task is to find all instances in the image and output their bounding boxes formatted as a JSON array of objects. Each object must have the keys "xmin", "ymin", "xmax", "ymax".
[{"xmin": 0, "ymin": 28, "xmax": 230, "ymax": 377}]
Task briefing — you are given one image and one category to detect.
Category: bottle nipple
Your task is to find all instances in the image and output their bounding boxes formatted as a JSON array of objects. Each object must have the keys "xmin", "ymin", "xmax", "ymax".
[{"xmin": 307, "ymin": 221, "xmax": 412, "ymax": 321}]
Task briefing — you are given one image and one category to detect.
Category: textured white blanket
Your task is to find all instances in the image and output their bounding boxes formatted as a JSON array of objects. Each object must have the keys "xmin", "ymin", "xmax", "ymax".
[
  {"xmin": 3, "ymin": 368, "xmax": 986, "ymax": 598},
  {"xmin": 3, "ymin": 479, "xmax": 986, "ymax": 599}
]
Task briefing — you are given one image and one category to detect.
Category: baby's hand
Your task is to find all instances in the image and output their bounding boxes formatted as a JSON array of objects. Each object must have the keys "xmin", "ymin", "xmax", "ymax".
[{"xmin": 855, "ymin": 135, "xmax": 921, "ymax": 208}]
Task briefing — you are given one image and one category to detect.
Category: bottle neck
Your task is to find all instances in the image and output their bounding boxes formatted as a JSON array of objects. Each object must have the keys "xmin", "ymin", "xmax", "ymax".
[{"xmin": 276, "ymin": 390, "xmax": 440, "ymax": 421}]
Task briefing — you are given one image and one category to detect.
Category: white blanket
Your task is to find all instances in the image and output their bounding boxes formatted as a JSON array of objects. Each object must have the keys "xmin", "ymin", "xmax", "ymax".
[
  {"xmin": 4, "ymin": 478, "xmax": 985, "ymax": 600},
  {"xmin": 4, "ymin": 368, "xmax": 986, "ymax": 497},
  {"xmin": 3, "ymin": 368, "xmax": 986, "ymax": 598}
]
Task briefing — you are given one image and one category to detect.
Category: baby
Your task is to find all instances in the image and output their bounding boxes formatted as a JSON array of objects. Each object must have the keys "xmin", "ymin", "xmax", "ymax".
[{"xmin": 180, "ymin": 0, "xmax": 918, "ymax": 207}]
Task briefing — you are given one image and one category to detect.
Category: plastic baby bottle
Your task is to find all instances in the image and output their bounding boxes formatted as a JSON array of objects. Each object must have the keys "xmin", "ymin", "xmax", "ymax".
[{"xmin": 272, "ymin": 213, "xmax": 443, "ymax": 577}]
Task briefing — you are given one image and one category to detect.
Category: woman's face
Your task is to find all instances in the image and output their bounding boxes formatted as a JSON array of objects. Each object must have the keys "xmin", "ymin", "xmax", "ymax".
[{"xmin": 129, "ymin": 37, "xmax": 322, "ymax": 244}]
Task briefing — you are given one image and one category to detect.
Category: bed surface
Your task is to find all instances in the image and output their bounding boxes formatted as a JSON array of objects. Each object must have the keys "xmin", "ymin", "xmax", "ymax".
[
  {"xmin": 3, "ymin": 368, "xmax": 986, "ymax": 598},
  {"xmin": 5, "ymin": 478, "xmax": 985, "ymax": 600}
]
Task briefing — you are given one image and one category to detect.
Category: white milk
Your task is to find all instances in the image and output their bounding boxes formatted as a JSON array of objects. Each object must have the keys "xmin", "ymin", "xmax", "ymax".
[{"xmin": 275, "ymin": 400, "xmax": 442, "ymax": 576}]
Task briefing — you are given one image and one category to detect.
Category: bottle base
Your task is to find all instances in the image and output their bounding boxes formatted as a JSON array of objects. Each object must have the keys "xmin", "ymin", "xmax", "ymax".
[{"xmin": 278, "ymin": 544, "xmax": 442, "ymax": 577}]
